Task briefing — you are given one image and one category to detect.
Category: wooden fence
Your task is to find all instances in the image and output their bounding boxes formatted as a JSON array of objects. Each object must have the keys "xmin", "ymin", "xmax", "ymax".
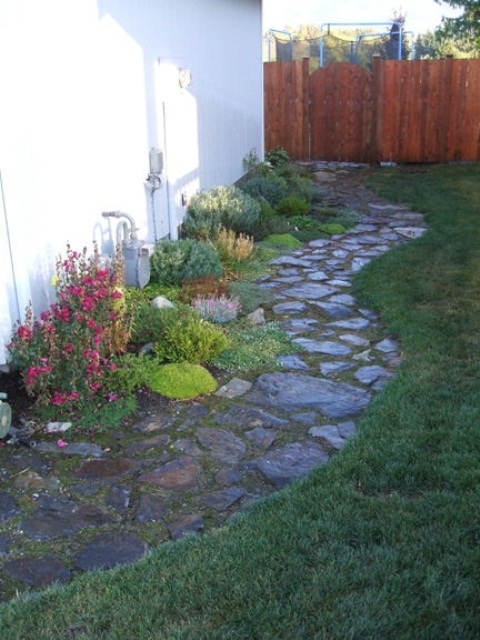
[{"xmin": 264, "ymin": 58, "xmax": 480, "ymax": 163}]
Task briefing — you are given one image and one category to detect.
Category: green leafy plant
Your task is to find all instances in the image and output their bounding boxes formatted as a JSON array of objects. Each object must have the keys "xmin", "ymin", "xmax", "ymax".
[
  {"xmin": 240, "ymin": 175, "xmax": 288, "ymax": 207},
  {"xmin": 150, "ymin": 239, "xmax": 223, "ymax": 286},
  {"xmin": 213, "ymin": 322, "xmax": 300, "ymax": 372},
  {"xmin": 147, "ymin": 362, "xmax": 218, "ymax": 399},
  {"xmin": 229, "ymin": 281, "xmax": 275, "ymax": 314},
  {"xmin": 8, "ymin": 244, "xmax": 130, "ymax": 409},
  {"xmin": 288, "ymin": 215, "xmax": 320, "ymax": 231},
  {"xmin": 276, "ymin": 196, "xmax": 311, "ymax": 217},
  {"xmin": 183, "ymin": 186, "xmax": 261, "ymax": 240},
  {"xmin": 153, "ymin": 311, "xmax": 230, "ymax": 364},
  {"xmin": 265, "ymin": 146, "xmax": 291, "ymax": 168}
]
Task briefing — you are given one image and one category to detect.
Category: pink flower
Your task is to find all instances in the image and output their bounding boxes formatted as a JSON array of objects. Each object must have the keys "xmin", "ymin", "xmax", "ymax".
[
  {"xmin": 108, "ymin": 392, "xmax": 119, "ymax": 402},
  {"xmin": 56, "ymin": 439, "xmax": 69, "ymax": 448}
]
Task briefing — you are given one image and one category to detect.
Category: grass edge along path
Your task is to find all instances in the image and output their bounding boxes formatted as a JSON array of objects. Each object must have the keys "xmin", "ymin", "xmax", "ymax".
[{"xmin": 1, "ymin": 165, "xmax": 480, "ymax": 639}]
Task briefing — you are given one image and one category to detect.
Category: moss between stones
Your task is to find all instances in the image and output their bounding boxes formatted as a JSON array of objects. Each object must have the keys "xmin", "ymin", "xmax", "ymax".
[{"xmin": 148, "ymin": 363, "xmax": 218, "ymax": 399}]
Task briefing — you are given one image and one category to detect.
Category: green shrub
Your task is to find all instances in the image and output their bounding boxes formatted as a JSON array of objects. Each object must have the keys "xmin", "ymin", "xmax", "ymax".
[
  {"xmin": 265, "ymin": 146, "xmax": 291, "ymax": 168},
  {"xmin": 249, "ymin": 206, "xmax": 291, "ymax": 241},
  {"xmin": 229, "ymin": 281, "xmax": 275, "ymax": 314},
  {"xmin": 184, "ymin": 186, "xmax": 260, "ymax": 240},
  {"xmin": 131, "ymin": 305, "xmax": 180, "ymax": 345},
  {"xmin": 240, "ymin": 175, "xmax": 288, "ymax": 207},
  {"xmin": 150, "ymin": 240, "xmax": 223, "ymax": 286},
  {"xmin": 148, "ymin": 363, "xmax": 218, "ymax": 399},
  {"xmin": 288, "ymin": 215, "xmax": 320, "ymax": 230},
  {"xmin": 153, "ymin": 311, "xmax": 230, "ymax": 364},
  {"xmin": 214, "ymin": 322, "xmax": 300, "ymax": 372},
  {"xmin": 263, "ymin": 233, "xmax": 303, "ymax": 249},
  {"xmin": 276, "ymin": 196, "xmax": 311, "ymax": 217}
]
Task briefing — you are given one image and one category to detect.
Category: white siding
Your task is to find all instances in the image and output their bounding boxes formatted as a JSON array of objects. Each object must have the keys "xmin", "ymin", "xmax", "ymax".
[{"xmin": 0, "ymin": 0, "xmax": 263, "ymax": 364}]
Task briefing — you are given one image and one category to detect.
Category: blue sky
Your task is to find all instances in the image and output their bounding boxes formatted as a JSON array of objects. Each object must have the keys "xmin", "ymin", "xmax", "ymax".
[{"xmin": 263, "ymin": 0, "xmax": 461, "ymax": 36}]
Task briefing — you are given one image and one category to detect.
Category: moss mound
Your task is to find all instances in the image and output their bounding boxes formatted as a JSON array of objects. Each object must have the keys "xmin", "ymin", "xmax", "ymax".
[
  {"xmin": 318, "ymin": 223, "xmax": 346, "ymax": 235},
  {"xmin": 148, "ymin": 363, "xmax": 218, "ymax": 399},
  {"xmin": 263, "ymin": 233, "xmax": 303, "ymax": 249}
]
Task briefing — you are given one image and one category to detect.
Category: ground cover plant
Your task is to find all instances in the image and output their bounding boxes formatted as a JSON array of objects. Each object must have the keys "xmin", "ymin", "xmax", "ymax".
[{"xmin": 2, "ymin": 164, "xmax": 480, "ymax": 638}]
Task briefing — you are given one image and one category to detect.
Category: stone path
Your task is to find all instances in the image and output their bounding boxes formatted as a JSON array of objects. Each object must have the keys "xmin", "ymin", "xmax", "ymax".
[{"xmin": 0, "ymin": 165, "xmax": 427, "ymax": 601}]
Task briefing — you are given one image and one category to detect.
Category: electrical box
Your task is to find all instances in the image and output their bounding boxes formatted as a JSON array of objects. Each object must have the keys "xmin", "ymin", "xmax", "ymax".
[{"xmin": 123, "ymin": 242, "xmax": 151, "ymax": 289}]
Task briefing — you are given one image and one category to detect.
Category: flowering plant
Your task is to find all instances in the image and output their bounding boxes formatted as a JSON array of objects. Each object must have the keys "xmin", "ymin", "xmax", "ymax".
[
  {"xmin": 8, "ymin": 243, "xmax": 131, "ymax": 408},
  {"xmin": 191, "ymin": 295, "xmax": 241, "ymax": 324}
]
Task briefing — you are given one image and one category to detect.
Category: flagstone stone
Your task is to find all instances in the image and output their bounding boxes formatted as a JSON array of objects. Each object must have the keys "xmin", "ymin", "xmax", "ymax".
[
  {"xmin": 283, "ymin": 283, "xmax": 337, "ymax": 300},
  {"xmin": 277, "ymin": 354, "xmax": 310, "ymax": 371},
  {"xmin": 245, "ymin": 373, "xmax": 371, "ymax": 419},
  {"xmin": 3, "ymin": 556, "xmax": 71, "ymax": 587},
  {"xmin": 0, "ymin": 492, "xmax": 22, "ymax": 522},
  {"xmin": 74, "ymin": 533, "xmax": 149, "ymax": 571},
  {"xmin": 199, "ymin": 487, "xmax": 247, "ymax": 511},
  {"xmin": 138, "ymin": 456, "xmax": 202, "ymax": 490},
  {"xmin": 196, "ymin": 428, "xmax": 247, "ymax": 465},
  {"xmin": 250, "ymin": 441, "xmax": 330, "ymax": 489},
  {"xmin": 168, "ymin": 514, "xmax": 205, "ymax": 540},
  {"xmin": 293, "ymin": 338, "xmax": 352, "ymax": 356}
]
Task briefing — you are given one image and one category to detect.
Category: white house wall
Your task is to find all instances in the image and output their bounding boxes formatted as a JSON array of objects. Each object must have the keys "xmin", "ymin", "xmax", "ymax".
[{"xmin": 0, "ymin": 0, "xmax": 263, "ymax": 365}]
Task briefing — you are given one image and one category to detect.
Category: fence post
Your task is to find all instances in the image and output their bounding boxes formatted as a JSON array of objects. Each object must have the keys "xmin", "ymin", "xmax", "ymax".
[
  {"xmin": 302, "ymin": 57, "xmax": 311, "ymax": 160},
  {"xmin": 372, "ymin": 54, "xmax": 382, "ymax": 163}
]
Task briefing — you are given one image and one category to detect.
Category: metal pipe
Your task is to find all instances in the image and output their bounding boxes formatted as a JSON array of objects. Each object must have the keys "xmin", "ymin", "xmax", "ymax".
[{"xmin": 101, "ymin": 211, "xmax": 139, "ymax": 241}]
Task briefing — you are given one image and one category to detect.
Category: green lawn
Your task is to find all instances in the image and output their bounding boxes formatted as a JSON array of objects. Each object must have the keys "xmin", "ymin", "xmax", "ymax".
[{"xmin": 1, "ymin": 164, "xmax": 480, "ymax": 639}]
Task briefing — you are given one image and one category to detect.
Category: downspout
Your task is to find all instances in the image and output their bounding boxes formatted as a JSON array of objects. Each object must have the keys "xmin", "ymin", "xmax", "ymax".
[{"xmin": 162, "ymin": 101, "xmax": 178, "ymax": 240}]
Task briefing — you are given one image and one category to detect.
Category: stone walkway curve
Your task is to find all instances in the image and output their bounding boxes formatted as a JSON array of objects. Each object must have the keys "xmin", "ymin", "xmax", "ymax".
[{"xmin": 0, "ymin": 165, "xmax": 427, "ymax": 601}]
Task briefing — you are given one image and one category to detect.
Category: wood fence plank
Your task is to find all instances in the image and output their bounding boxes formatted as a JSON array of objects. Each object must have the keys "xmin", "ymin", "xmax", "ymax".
[{"xmin": 264, "ymin": 59, "xmax": 480, "ymax": 163}]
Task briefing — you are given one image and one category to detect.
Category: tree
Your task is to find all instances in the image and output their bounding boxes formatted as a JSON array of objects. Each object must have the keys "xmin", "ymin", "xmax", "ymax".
[
  {"xmin": 413, "ymin": 29, "xmax": 478, "ymax": 59},
  {"xmin": 434, "ymin": 1, "xmax": 480, "ymax": 52}
]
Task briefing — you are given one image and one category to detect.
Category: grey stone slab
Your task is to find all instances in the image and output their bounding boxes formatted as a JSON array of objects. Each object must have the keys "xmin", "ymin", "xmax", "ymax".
[
  {"xmin": 354, "ymin": 365, "xmax": 393, "ymax": 385},
  {"xmin": 199, "ymin": 487, "xmax": 246, "ymax": 511},
  {"xmin": 133, "ymin": 415, "xmax": 176, "ymax": 433},
  {"xmin": 374, "ymin": 338, "xmax": 399, "ymax": 353},
  {"xmin": 277, "ymin": 354, "xmax": 310, "ymax": 371},
  {"xmin": 215, "ymin": 378, "xmax": 252, "ymax": 399},
  {"xmin": 292, "ymin": 411, "xmax": 318, "ymax": 425},
  {"xmin": 196, "ymin": 428, "xmax": 246, "ymax": 464},
  {"xmin": 274, "ymin": 276, "xmax": 303, "ymax": 284},
  {"xmin": 281, "ymin": 318, "xmax": 318, "ymax": 334},
  {"xmin": 326, "ymin": 279, "xmax": 351, "ymax": 288},
  {"xmin": 339, "ymin": 333, "xmax": 370, "ymax": 347},
  {"xmin": 283, "ymin": 283, "xmax": 337, "ymax": 300},
  {"xmin": 173, "ymin": 439, "xmax": 204, "ymax": 457},
  {"xmin": 351, "ymin": 257, "xmax": 372, "ymax": 271},
  {"xmin": 277, "ymin": 268, "xmax": 300, "ymax": 276},
  {"xmin": 308, "ymin": 239, "xmax": 331, "ymax": 248},
  {"xmin": 74, "ymin": 533, "xmax": 149, "ymax": 571},
  {"xmin": 245, "ymin": 373, "xmax": 372, "ymax": 419},
  {"xmin": 135, "ymin": 493, "xmax": 169, "ymax": 522},
  {"xmin": 332, "ymin": 249, "xmax": 349, "ymax": 259},
  {"xmin": 319, "ymin": 361, "xmax": 354, "ymax": 376},
  {"xmin": 107, "ymin": 485, "xmax": 132, "ymax": 514},
  {"xmin": 125, "ymin": 434, "xmax": 171, "ymax": 456},
  {"xmin": 250, "ymin": 441, "xmax": 330, "ymax": 489},
  {"xmin": 214, "ymin": 405, "xmax": 289, "ymax": 430},
  {"xmin": 245, "ymin": 427, "xmax": 278, "ymax": 449},
  {"xmin": 3, "ymin": 556, "xmax": 71, "ymax": 587},
  {"xmin": 313, "ymin": 302, "xmax": 353, "ymax": 319},
  {"xmin": 308, "ymin": 271, "xmax": 329, "ymax": 281},
  {"xmin": 168, "ymin": 514, "xmax": 204, "ymax": 541},
  {"xmin": 272, "ymin": 301, "xmax": 308, "ymax": 314},
  {"xmin": 328, "ymin": 293, "xmax": 356, "ymax": 306},
  {"xmin": 308, "ymin": 238, "xmax": 331, "ymax": 249},
  {"xmin": 0, "ymin": 533, "xmax": 10, "ymax": 555},
  {"xmin": 270, "ymin": 256, "xmax": 312, "ymax": 268},
  {"xmin": 293, "ymin": 339, "xmax": 352, "ymax": 356},
  {"xmin": 21, "ymin": 496, "xmax": 113, "ymax": 540},
  {"xmin": 308, "ymin": 425, "xmax": 346, "ymax": 450},
  {"xmin": 337, "ymin": 421, "xmax": 358, "ymax": 438},
  {"xmin": 0, "ymin": 492, "xmax": 23, "ymax": 522},
  {"xmin": 327, "ymin": 317, "xmax": 370, "ymax": 330},
  {"xmin": 393, "ymin": 226, "xmax": 427, "ymax": 239}
]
